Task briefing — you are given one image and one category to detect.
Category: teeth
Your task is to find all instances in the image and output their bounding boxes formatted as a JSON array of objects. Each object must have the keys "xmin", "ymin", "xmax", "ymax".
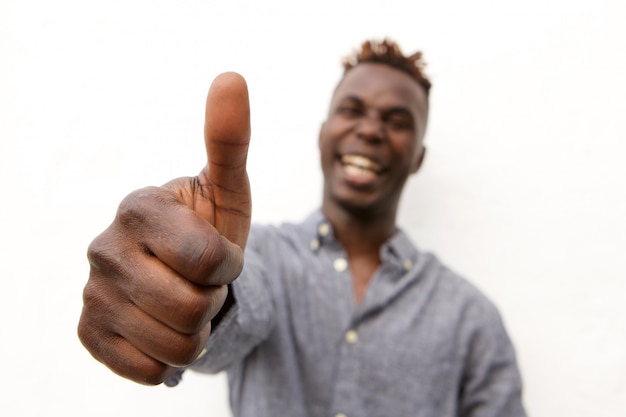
[
  {"xmin": 344, "ymin": 164, "xmax": 376, "ymax": 179},
  {"xmin": 341, "ymin": 155, "xmax": 382, "ymax": 172}
]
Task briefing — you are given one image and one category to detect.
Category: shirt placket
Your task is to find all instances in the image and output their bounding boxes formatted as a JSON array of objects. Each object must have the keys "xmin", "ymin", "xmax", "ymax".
[
  {"xmin": 325, "ymin": 245, "xmax": 412, "ymax": 417},
  {"xmin": 328, "ymin": 322, "xmax": 364, "ymax": 417},
  {"xmin": 313, "ymin": 224, "xmax": 353, "ymax": 417},
  {"xmin": 316, "ymin": 221, "xmax": 411, "ymax": 417},
  {"xmin": 327, "ymin": 254, "xmax": 364, "ymax": 417}
]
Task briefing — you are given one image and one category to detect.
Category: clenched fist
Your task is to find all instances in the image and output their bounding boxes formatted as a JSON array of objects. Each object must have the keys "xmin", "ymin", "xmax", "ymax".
[{"xmin": 78, "ymin": 73, "xmax": 251, "ymax": 385}]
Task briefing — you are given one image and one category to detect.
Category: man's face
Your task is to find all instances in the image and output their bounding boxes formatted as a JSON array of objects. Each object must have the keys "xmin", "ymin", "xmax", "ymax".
[{"xmin": 319, "ymin": 63, "xmax": 429, "ymax": 217}]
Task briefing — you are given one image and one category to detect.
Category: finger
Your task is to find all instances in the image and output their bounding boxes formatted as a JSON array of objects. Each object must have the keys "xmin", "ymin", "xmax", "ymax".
[
  {"xmin": 126, "ymin": 254, "xmax": 229, "ymax": 334},
  {"xmin": 79, "ymin": 270, "xmax": 213, "ymax": 373},
  {"xmin": 79, "ymin": 283, "xmax": 179, "ymax": 385},
  {"xmin": 112, "ymin": 303, "xmax": 213, "ymax": 368},
  {"xmin": 115, "ymin": 186, "xmax": 244, "ymax": 286},
  {"xmin": 79, "ymin": 321, "xmax": 178, "ymax": 385},
  {"xmin": 200, "ymin": 72, "xmax": 251, "ymax": 248}
]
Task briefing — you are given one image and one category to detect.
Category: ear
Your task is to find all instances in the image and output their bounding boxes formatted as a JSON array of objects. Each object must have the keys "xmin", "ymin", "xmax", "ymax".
[
  {"xmin": 318, "ymin": 121, "xmax": 326, "ymax": 149},
  {"xmin": 411, "ymin": 145, "xmax": 426, "ymax": 174}
]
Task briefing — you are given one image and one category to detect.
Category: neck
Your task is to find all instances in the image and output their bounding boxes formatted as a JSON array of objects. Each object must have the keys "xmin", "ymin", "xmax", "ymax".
[
  {"xmin": 321, "ymin": 202, "xmax": 398, "ymax": 305},
  {"xmin": 321, "ymin": 203, "xmax": 397, "ymax": 257}
]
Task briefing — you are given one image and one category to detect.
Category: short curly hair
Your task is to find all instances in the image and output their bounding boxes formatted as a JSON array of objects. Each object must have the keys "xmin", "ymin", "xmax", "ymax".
[{"xmin": 342, "ymin": 39, "xmax": 431, "ymax": 95}]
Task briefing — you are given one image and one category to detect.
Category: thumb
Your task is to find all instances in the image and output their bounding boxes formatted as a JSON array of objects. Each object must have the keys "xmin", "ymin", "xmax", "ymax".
[{"xmin": 199, "ymin": 72, "xmax": 251, "ymax": 249}]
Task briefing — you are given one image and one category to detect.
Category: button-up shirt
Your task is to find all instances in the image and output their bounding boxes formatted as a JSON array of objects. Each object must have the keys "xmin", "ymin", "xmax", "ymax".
[{"xmin": 168, "ymin": 211, "xmax": 526, "ymax": 417}]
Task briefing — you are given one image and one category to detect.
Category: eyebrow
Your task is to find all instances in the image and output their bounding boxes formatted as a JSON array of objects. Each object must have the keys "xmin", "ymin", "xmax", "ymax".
[
  {"xmin": 337, "ymin": 95, "xmax": 363, "ymax": 105},
  {"xmin": 384, "ymin": 106, "xmax": 414, "ymax": 117},
  {"xmin": 338, "ymin": 96, "xmax": 413, "ymax": 114}
]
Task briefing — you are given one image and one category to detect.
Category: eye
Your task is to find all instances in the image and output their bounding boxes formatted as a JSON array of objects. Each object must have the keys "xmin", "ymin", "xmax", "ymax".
[
  {"xmin": 386, "ymin": 114, "xmax": 414, "ymax": 130},
  {"xmin": 335, "ymin": 97, "xmax": 364, "ymax": 118},
  {"xmin": 337, "ymin": 105, "xmax": 362, "ymax": 117}
]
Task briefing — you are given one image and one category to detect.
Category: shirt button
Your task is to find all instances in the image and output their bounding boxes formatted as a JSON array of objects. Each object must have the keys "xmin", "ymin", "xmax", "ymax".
[
  {"xmin": 310, "ymin": 239, "xmax": 320, "ymax": 250},
  {"xmin": 318, "ymin": 223, "xmax": 330, "ymax": 237},
  {"xmin": 196, "ymin": 348, "xmax": 208, "ymax": 360},
  {"xmin": 333, "ymin": 258, "xmax": 348, "ymax": 272},
  {"xmin": 403, "ymin": 259, "xmax": 413, "ymax": 270},
  {"xmin": 345, "ymin": 329, "xmax": 359, "ymax": 344}
]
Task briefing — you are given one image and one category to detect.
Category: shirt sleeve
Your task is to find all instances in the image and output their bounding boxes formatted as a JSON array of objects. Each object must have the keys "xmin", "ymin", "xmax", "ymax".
[
  {"xmin": 163, "ymin": 239, "xmax": 277, "ymax": 387},
  {"xmin": 189, "ymin": 248, "xmax": 276, "ymax": 374},
  {"xmin": 458, "ymin": 298, "xmax": 527, "ymax": 417}
]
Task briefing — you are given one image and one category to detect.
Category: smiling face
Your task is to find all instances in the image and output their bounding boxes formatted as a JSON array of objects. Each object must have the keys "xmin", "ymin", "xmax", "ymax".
[{"xmin": 319, "ymin": 63, "xmax": 429, "ymax": 221}]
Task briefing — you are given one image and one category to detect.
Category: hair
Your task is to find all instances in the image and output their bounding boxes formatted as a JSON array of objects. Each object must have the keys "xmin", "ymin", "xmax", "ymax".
[{"xmin": 342, "ymin": 39, "xmax": 431, "ymax": 95}]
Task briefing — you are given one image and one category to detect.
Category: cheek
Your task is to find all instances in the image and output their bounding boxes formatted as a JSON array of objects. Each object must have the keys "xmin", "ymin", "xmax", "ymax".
[
  {"xmin": 318, "ymin": 132, "xmax": 331, "ymax": 157},
  {"xmin": 318, "ymin": 135, "xmax": 335, "ymax": 174},
  {"xmin": 318, "ymin": 122, "xmax": 343, "ymax": 158},
  {"xmin": 392, "ymin": 136, "xmax": 419, "ymax": 162},
  {"xmin": 324, "ymin": 117, "xmax": 355, "ymax": 140}
]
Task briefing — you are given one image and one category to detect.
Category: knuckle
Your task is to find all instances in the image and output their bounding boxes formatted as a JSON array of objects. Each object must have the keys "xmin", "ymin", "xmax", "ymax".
[
  {"xmin": 81, "ymin": 280, "xmax": 101, "ymax": 309},
  {"xmin": 86, "ymin": 233, "xmax": 106, "ymax": 264},
  {"xmin": 116, "ymin": 186, "xmax": 167, "ymax": 229},
  {"xmin": 87, "ymin": 232, "xmax": 122, "ymax": 273},
  {"xmin": 77, "ymin": 313, "xmax": 99, "ymax": 352},
  {"xmin": 76, "ymin": 321, "xmax": 121, "ymax": 374},
  {"xmin": 81, "ymin": 278, "xmax": 114, "ymax": 315},
  {"xmin": 116, "ymin": 189, "xmax": 150, "ymax": 228},
  {"xmin": 79, "ymin": 284, "xmax": 122, "ymax": 354}
]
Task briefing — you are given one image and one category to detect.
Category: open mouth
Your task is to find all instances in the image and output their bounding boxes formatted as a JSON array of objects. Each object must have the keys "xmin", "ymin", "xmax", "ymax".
[{"xmin": 340, "ymin": 154, "xmax": 384, "ymax": 180}]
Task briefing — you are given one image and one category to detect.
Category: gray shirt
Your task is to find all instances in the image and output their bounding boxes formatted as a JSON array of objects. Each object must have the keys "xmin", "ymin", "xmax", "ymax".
[{"xmin": 168, "ymin": 211, "xmax": 526, "ymax": 417}]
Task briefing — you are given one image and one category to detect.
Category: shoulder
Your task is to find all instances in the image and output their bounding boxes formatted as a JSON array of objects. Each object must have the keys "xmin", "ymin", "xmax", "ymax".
[
  {"xmin": 419, "ymin": 252, "xmax": 504, "ymax": 327},
  {"xmin": 246, "ymin": 211, "xmax": 324, "ymax": 253},
  {"xmin": 247, "ymin": 221, "xmax": 306, "ymax": 250}
]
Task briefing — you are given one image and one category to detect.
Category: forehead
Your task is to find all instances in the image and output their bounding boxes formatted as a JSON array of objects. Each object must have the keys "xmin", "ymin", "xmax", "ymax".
[{"xmin": 332, "ymin": 63, "xmax": 428, "ymax": 115}]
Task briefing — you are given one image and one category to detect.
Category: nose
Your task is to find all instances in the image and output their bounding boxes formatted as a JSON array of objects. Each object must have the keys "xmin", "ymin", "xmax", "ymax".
[{"xmin": 356, "ymin": 113, "xmax": 385, "ymax": 144}]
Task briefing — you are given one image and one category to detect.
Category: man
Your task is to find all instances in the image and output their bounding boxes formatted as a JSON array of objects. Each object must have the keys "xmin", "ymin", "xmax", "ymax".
[{"xmin": 78, "ymin": 39, "xmax": 527, "ymax": 417}]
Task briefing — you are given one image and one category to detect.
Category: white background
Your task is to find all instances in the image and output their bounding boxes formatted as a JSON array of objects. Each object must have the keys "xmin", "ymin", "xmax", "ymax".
[{"xmin": 1, "ymin": 0, "xmax": 625, "ymax": 416}]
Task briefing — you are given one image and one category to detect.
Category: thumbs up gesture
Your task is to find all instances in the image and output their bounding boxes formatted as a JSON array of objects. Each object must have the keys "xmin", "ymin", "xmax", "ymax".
[{"xmin": 78, "ymin": 73, "xmax": 252, "ymax": 385}]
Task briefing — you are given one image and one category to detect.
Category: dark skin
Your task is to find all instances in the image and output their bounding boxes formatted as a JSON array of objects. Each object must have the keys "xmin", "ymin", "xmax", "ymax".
[
  {"xmin": 319, "ymin": 63, "xmax": 428, "ymax": 302},
  {"xmin": 78, "ymin": 72, "xmax": 251, "ymax": 385},
  {"xmin": 78, "ymin": 64, "xmax": 428, "ymax": 385}
]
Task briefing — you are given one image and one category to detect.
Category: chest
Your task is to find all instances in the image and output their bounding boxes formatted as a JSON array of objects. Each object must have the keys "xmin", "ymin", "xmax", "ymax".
[{"xmin": 271, "ymin": 259, "xmax": 463, "ymax": 415}]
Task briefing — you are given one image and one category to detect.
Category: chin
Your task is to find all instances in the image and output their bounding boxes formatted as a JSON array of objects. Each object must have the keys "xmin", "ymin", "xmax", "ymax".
[{"xmin": 330, "ymin": 194, "xmax": 389, "ymax": 220}]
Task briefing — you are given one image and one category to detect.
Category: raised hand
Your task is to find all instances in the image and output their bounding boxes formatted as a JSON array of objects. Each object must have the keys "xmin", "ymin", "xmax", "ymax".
[{"xmin": 77, "ymin": 73, "xmax": 252, "ymax": 385}]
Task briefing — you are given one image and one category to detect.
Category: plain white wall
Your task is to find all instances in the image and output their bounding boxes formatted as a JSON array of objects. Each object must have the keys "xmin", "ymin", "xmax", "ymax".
[{"xmin": 1, "ymin": 0, "xmax": 625, "ymax": 416}]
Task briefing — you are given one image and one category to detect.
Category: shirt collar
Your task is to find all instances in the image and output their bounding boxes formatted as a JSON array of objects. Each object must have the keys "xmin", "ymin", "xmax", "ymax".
[{"xmin": 303, "ymin": 209, "xmax": 419, "ymax": 272}]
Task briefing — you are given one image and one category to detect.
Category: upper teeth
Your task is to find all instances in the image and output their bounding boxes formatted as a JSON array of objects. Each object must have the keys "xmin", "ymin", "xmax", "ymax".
[{"xmin": 341, "ymin": 155, "xmax": 382, "ymax": 172}]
